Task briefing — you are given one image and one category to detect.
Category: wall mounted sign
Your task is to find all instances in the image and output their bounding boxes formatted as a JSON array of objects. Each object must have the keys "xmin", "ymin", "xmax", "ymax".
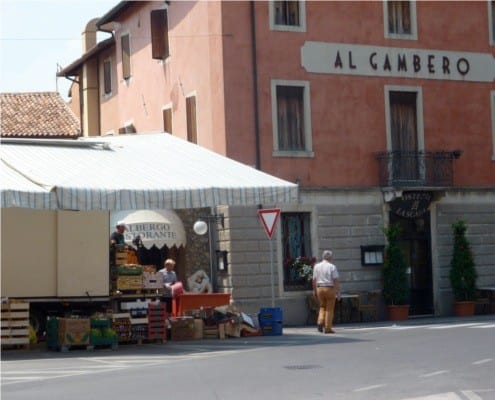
[
  {"xmin": 390, "ymin": 191, "xmax": 433, "ymax": 219},
  {"xmin": 301, "ymin": 41, "xmax": 495, "ymax": 83}
]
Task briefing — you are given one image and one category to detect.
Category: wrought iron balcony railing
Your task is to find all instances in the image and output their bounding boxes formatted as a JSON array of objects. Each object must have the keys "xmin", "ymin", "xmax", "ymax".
[{"xmin": 375, "ymin": 150, "xmax": 461, "ymax": 187}]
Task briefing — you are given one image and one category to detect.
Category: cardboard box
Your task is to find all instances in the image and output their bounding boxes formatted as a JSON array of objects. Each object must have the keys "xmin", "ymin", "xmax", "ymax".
[
  {"xmin": 142, "ymin": 271, "xmax": 164, "ymax": 289},
  {"xmin": 193, "ymin": 319, "xmax": 204, "ymax": 340},
  {"xmin": 224, "ymin": 321, "xmax": 241, "ymax": 338},
  {"xmin": 169, "ymin": 317, "xmax": 195, "ymax": 340},
  {"xmin": 57, "ymin": 318, "xmax": 90, "ymax": 345}
]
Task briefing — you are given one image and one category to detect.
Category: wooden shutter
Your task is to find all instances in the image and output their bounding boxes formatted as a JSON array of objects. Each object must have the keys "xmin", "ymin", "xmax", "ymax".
[
  {"xmin": 277, "ymin": 86, "xmax": 305, "ymax": 151},
  {"xmin": 163, "ymin": 108, "xmax": 172, "ymax": 134},
  {"xmin": 151, "ymin": 9, "xmax": 169, "ymax": 60},
  {"xmin": 186, "ymin": 96, "xmax": 197, "ymax": 143},
  {"xmin": 121, "ymin": 34, "xmax": 131, "ymax": 79},
  {"xmin": 103, "ymin": 59, "xmax": 111, "ymax": 95}
]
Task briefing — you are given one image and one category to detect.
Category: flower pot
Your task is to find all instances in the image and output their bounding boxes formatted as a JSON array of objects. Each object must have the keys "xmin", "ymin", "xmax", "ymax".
[
  {"xmin": 454, "ymin": 301, "xmax": 475, "ymax": 317},
  {"xmin": 386, "ymin": 304, "xmax": 409, "ymax": 321}
]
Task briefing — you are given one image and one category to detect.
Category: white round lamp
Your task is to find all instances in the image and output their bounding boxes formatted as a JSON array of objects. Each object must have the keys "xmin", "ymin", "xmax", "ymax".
[{"xmin": 193, "ymin": 220, "xmax": 208, "ymax": 235}]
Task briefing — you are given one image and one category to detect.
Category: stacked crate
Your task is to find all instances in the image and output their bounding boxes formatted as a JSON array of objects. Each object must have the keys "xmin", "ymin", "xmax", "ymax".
[
  {"xmin": 111, "ymin": 313, "xmax": 133, "ymax": 343},
  {"xmin": 114, "ymin": 264, "xmax": 143, "ymax": 293},
  {"xmin": 90, "ymin": 317, "xmax": 118, "ymax": 349},
  {"xmin": 258, "ymin": 307, "xmax": 283, "ymax": 336},
  {"xmin": 147, "ymin": 303, "xmax": 167, "ymax": 343},
  {"xmin": 1, "ymin": 300, "xmax": 30, "ymax": 349},
  {"xmin": 46, "ymin": 317, "xmax": 91, "ymax": 351}
]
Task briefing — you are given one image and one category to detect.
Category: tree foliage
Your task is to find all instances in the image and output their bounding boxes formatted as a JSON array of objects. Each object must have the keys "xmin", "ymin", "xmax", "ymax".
[
  {"xmin": 449, "ymin": 220, "xmax": 477, "ymax": 301},
  {"xmin": 382, "ymin": 224, "xmax": 410, "ymax": 305}
]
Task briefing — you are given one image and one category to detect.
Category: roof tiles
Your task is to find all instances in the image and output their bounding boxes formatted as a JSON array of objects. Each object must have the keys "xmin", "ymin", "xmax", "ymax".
[{"xmin": 0, "ymin": 92, "xmax": 80, "ymax": 138}]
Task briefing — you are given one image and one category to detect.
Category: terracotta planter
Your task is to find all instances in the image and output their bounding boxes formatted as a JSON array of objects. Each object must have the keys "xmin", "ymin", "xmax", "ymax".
[
  {"xmin": 386, "ymin": 304, "xmax": 409, "ymax": 321},
  {"xmin": 454, "ymin": 301, "xmax": 475, "ymax": 317}
]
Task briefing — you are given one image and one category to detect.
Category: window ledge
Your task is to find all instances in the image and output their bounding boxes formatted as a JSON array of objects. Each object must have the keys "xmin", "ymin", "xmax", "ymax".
[
  {"xmin": 271, "ymin": 24, "xmax": 306, "ymax": 33},
  {"xmin": 273, "ymin": 150, "xmax": 314, "ymax": 158}
]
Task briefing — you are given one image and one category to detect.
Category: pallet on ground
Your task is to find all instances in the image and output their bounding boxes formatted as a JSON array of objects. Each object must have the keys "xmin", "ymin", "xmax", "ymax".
[{"xmin": 1, "ymin": 300, "xmax": 30, "ymax": 349}]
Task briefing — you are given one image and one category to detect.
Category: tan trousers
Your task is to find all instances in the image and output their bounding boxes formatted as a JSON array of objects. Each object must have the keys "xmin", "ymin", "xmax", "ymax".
[{"xmin": 317, "ymin": 286, "xmax": 336, "ymax": 331}]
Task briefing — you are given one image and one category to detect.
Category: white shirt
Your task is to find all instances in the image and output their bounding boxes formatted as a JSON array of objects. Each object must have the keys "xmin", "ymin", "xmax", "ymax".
[{"xmin": 312, "ymin": 259, "xmax": 339, "ymax": 285}]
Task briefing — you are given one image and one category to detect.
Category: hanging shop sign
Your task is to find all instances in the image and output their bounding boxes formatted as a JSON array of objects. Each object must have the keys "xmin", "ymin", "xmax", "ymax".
[
  {"xmin": 390, "ymin": 191, "xmax": 433, "ymax": 219},
  {"xmin": 301, "ymin": 41, "xmax": 495, "ymax": 83},
  {"xmin": 110, "ymin": 209, "xmax": 186, "ymax": 249}
]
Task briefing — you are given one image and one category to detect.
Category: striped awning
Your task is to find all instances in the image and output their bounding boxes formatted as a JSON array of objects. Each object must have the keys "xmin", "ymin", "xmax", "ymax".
[{"xmin": 0, "ymin": 133, "xmax": 298, "ymax": 210}]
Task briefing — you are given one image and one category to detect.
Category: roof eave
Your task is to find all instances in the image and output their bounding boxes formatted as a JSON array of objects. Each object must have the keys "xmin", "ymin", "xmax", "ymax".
[{"xmin": 57, "ymin": 37, "xmax": 115, "ymax": 77}]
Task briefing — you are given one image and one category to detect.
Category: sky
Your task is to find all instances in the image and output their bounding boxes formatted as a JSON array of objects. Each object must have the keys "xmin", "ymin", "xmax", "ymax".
[{"xmin": 0, "ymin": 0, "xmax": 118, "ymax": 100}]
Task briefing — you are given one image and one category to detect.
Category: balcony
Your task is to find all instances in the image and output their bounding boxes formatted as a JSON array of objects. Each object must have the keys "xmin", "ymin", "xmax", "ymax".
[{"xmin": 375, "ymin": 150, "xmax": 461, "ymax": 188}]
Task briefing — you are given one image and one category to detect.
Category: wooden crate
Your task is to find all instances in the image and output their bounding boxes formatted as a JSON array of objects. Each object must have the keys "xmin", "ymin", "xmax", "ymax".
[
  {"xmin": 116, "ymin": 276, "xmax": 143, "ymax": 291},
  {"xmin": 115, "ymin": 251, "xmax": 128, "ymax": 265},
  {"xmin": 1, "ymin": 300, "xmax": 30, "ymax": 348}
]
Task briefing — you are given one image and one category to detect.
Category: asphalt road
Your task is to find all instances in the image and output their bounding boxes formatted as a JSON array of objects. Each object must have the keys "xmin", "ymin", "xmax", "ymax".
[{"xmin": 2, "ymin": 315, "xmax": 495, "ymax": 400}]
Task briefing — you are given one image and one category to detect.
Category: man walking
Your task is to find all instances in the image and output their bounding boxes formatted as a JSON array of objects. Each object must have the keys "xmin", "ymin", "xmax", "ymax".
[{"xmin": 312, "ymin": 250, "xmax": 341, "ymax": 334}]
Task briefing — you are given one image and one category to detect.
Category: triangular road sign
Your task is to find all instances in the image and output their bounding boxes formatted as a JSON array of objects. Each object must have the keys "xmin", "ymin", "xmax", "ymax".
[{"xmin": 258, "ymin": 208, "xmax": 281, "ymax": 239}]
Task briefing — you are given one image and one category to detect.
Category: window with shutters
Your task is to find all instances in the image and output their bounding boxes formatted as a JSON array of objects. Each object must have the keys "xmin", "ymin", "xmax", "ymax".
[
  {"xmin": 163, "ymin": 107, "xmax": 173, "ymax": 134},
  {"xmin": 186, "ymin": 96, "xmax": 197, "ymax": 144},
  {"xmin": 383, "ymin": 0, "xmax": 417, "ymax": 40},
  {"xmin": 121, "ymin": 33, "xmax": 131, "ymax": 80},
  {"xmin": 103, "ymin": 58, "xmax": 112, "ymax": 96},
  {"xmin": 271, "ymin": 80, "xmax": 313, "ymax": 157},
  {"xmin": 269, "ymin": 0, "xmax": 306, "ymax": 32},
  {"xmin": 490, "ymin": 1, "xmax": 495, "ymax": 45},
  {"xmin": 151, "ymin": 9, "xmax": 169, "ymax": 60},
  {"xmin": 491, "ymin": 91, "xmax": 495, "ymax": 160}
]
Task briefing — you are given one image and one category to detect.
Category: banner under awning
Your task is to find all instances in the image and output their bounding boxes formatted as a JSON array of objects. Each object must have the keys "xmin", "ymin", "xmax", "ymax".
[{"xmin": 110, "ymin": 209, "xmax": 186, "ymax": 249}]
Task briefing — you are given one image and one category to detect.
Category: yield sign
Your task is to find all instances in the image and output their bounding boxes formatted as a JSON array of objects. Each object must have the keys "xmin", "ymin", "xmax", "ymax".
[{"xmin": 258, "ymin": 208, "xmax": 281, "ymax": 239}]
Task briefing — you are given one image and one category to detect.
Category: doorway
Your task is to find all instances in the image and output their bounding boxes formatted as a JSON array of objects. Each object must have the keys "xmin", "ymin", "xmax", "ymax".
[{"xmin": 389, "ymin": 211, "xmax": 433, "ymax": 316}]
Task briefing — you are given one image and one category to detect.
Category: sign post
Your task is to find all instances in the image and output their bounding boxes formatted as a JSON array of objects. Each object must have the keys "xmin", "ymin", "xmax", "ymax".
[{"xmin": 258, "ymin": 208, "xmax": 281, "ymax": 307}]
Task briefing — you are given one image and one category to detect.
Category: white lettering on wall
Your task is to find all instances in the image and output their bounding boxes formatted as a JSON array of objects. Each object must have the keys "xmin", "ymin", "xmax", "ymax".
[{"xmin": 301, "ymin": 42, "xmax": 495, "ymax": 83}]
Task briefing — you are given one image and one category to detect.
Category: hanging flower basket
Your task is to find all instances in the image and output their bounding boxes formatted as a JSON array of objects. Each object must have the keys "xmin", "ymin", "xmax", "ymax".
[{"xmin": 284, "ymin": 256, "xmax": 316, "ymax": 290}]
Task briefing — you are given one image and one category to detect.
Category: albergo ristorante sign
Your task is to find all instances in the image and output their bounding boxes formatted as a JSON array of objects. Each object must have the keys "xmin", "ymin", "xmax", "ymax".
[
  {"xmin": 301, "ymin": 42, "xmax": 495, "ymax": 83},
  {"xmin": 390, "ymin": 191, "xmax": 433, "ymax": 219}
]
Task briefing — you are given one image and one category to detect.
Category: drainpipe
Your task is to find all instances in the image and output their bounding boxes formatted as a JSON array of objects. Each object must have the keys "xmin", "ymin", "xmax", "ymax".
[
  {"xmin": 250, "ymin": 1, "xmax": 261, "ymax": 170},
  {"xmin": 81, "ymin": 18, "xmax": 100, "ymax": 136}
]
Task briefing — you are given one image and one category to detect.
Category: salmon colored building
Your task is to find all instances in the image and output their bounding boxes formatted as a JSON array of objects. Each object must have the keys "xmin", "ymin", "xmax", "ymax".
[{"xmin": 59, "ymin": 1, "xmax": 495, "ymax": 324}]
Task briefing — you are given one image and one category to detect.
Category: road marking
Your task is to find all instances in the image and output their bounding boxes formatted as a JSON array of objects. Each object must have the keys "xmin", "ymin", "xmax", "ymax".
[
  {"xmin": 460, "ymin": 390, "xmax": 483, "ymax": 400},
  {"xmin": 353, "ymin": 383, "xmax": 387, "ymax": 392},
  {"xmin": 401, "ymin": 392, "xmax": 461, "ymax": 399},
  {"xmin": 469, "ymin": 324, "xmax": 495, "ymax": 329},
  {"xmin": 472, "ymin": 358, "xmax": 493, "ymax": 365},
  {"xmin": 429, "ymin": 323, "xmax": 486, "ymax": 330},
  {"xmin": 420, "ymin": 370, "xmax": 450, "ymax": 378}
]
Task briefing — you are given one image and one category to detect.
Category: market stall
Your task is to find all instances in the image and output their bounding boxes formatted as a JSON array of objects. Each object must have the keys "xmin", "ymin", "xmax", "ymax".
[{"xmin": 1, "ymin": 133, "xmax": 298, "ymax": 347}]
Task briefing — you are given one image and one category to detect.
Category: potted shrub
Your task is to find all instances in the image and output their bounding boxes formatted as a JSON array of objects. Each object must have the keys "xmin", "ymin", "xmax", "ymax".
[
  {"xmin": 449, "ymin": 220, "xmax": 477, "ymax": 316},
  {"xmin": 382, "ymin": 224, "xmax": 410, "ymax": 320}
]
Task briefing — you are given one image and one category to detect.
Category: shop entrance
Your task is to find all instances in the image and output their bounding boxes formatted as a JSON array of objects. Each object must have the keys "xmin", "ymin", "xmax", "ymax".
[{"xmin": 389, "ymin": 211, "xmax": 433, "ymax": 316}]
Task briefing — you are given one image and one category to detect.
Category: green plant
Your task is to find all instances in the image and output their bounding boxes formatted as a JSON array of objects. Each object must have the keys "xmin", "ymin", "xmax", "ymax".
[
  {"xmin": 382, "ymin": 224, "xmax": 410, "ymax": 305},
  {"xmin": 284, "ymin": 256, "xmax": 316, "ymax": 282},
  {"xmin": 449, "ymin": 220, "xmax": 477, "ymax": 302}
]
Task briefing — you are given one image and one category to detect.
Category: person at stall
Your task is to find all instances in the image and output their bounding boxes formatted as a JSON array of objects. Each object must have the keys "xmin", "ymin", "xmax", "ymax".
[
  {"xmin": 109, "ymin": 221, "xmax": 128, "ymax": 266},
  {"xmin": 110, "ymin": 221, "xmax": 128, "ymax": 247},
  {"xmin": 158, "ymin": 258, "xmax": 180, "ymax": 313}
]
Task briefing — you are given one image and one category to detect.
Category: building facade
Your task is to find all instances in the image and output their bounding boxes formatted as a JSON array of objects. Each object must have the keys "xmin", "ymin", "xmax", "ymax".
[{"xmin": 59, "ymin": 1, "xmax": 495, "ymax": 324}]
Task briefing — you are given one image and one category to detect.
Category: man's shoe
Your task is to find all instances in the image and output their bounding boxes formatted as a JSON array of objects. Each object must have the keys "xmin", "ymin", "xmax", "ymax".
[
  {"xmin": 324, "ymin": 329, "xmax": 335, "ymax": 334},
  {"xmin": 317, "ymin": 324, "xmax": 323, "ymax": 332}
]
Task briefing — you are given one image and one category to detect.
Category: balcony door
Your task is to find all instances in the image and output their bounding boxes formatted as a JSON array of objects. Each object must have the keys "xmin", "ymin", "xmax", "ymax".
[{"xmin": 389, "ymin": 91, "xmax": 423, "ymax": 184}]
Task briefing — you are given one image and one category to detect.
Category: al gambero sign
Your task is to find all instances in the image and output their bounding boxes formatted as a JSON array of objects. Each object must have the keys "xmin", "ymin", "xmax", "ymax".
[
  {"xmin": 390, "ymin": 191, "xmax": 433, "ymax": 219},
  {"xmin": 301, "ymin": 42, "xmax": 495, "ymax": 83}
]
